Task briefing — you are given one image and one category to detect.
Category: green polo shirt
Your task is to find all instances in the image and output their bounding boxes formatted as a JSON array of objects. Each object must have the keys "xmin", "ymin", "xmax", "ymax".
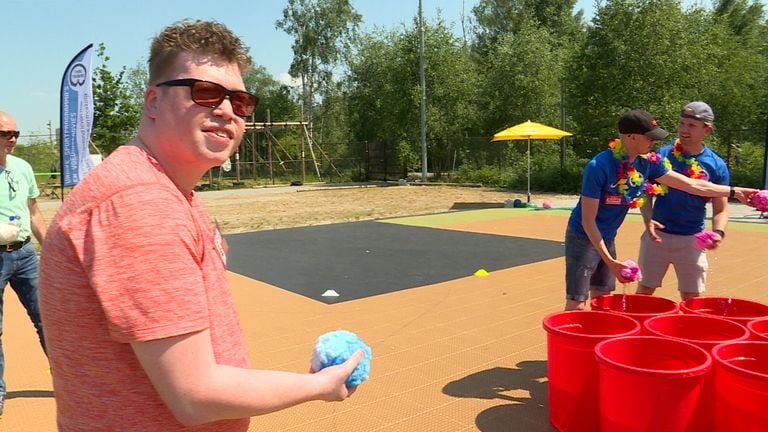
[{"xmin": 0, "ymin": 154, "xmax": 40, "ymax": 242}]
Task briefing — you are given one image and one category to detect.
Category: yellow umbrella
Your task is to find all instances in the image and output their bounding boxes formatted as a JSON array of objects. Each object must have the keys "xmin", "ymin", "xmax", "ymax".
[{"xmin": 491, "ymin": 120, "xmax": 572, "ymax": 203}]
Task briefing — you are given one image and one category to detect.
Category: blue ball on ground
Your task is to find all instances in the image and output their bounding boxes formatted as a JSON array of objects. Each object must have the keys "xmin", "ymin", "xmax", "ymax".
[
  {"xmin": 512, "ymin": 198, "xmax": 523, "ymax": 208},
  {"xmin": 311, "ymin": 330, "xmax": 372, "ymax": 388}
]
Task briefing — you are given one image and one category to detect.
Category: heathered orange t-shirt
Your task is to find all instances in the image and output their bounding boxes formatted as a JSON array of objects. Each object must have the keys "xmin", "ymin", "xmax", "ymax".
[{"xmin": 39, "ymin": 146, "xmax": 250, "ymax": 432}]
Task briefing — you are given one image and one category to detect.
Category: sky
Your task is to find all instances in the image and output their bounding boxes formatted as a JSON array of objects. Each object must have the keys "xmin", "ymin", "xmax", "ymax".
[{"xmin": 3, "ymin": 0, "xmax": 602, "ymax": 142}]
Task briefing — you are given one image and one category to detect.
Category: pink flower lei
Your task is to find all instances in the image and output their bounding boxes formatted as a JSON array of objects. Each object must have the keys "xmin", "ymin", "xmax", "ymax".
[{"xmin": 608, "ymin": 139, "xmax": 667, "ymax": 208}]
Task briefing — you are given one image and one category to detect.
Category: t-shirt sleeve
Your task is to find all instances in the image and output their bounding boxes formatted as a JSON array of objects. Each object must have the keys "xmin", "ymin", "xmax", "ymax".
[
  {"xmin": 82, "ymin": 185, "xmax": 210, "ymax": 343},
  {"xmin": 714, "ymin": 158, "xmax": 730, "ymax": 185},
  {"xmin": 648, "ymin": 154, "xmax": 669, "ymax": 181},
  {"xmin": 581, "ymin": 159, "xmax": 606, "ymax": 199}
]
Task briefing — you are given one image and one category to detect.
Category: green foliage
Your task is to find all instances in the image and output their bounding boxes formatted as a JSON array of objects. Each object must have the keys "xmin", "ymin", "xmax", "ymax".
[
  {"xmin": 91, "ymin": 43, "xmax": 142, "ymax": 154},
  {"xmin": 453, "ymin": 164, "xmax": 513, "ymax": 187},
  {"xmin": 451, "ymin": 140, "xmax": 584, "ymax": 193},
  {"xmin": 567, "ymin": 0, "xmax": 768, "ymax": 143},
  {"xmin": 345, "ymin": 15, "xmax": 480, "ymax": 175},
  {"xmin": 276, "ymin": 0, "xmax": 362, "ymax": 142},
  {"xmin": 471, "ymin": 0, "xmax": 583, "ymax": 54},
  {"xmin": 13, "ymin": 137, "xmax": 59, "ymax": 175},
  {"xmin": 245, "ymin": 65, "xmax": 299, "ymax": 122},
  {"xmin": 728, "ymin": 140, "xmax": 765, "ymax": 188},
  {"xmin": 74, "ymin": 2, "xmax": 767, "ymax": 193},
  {"xmin": 395, "ymin": 140, "xmax": 419, "ymax": 172},
  {"xmin": 480, "ymin": 20, "xmax": 564, "ymax": 134}
]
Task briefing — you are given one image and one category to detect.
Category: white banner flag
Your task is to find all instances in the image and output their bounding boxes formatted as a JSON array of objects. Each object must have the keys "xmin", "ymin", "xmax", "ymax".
[{"xmin": 60, "ymin": 44, "xmax": 94, "ymax": 187}]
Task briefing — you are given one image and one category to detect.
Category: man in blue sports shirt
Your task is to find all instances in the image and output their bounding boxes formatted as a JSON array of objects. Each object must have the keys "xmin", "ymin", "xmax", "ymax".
[
  {"xmin": 636, "ymin": 102, "xmax": 729, "ymax": 300},
  {"xmin": 564, "ymin": 109, "xmax": 757, "ymax": 311}
]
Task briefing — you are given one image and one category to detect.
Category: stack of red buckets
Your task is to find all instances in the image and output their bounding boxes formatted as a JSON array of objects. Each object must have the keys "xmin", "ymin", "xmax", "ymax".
[{"xmin": 543, "ymin": 294, "xmax": 768, "ymax": 432}]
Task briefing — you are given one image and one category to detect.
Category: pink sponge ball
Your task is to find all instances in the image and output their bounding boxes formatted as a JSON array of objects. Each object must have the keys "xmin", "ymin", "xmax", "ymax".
[
  {"xmin": 694, "ymin": 230, "xmax": 719, "ymax": 250},
  {"xmin": 750, "ymin": 190, "xmax": 768, "ymax": 212},
  {"xmin": 619, "ymin": 259, "xmax": 642, "ymax": 282},
  {"xmin": 542, "ymin": 200, "xmax": 552, "ymax": 209}
]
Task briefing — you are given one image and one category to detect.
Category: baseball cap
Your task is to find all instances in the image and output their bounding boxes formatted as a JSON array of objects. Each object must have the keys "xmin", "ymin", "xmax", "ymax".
[
  {"xmin": 618, "ymin": 110, "xmax": 669, "ymax": 141},
  {"xmin": 680, "ymin": 101, "xmax": 714, "ymax": 123}
]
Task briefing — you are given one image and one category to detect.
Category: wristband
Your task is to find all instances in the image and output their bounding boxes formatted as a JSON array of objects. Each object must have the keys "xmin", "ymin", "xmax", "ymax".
[
  {"xmin": 729, "ymin": 187, "xmax": 736, "ymax": 199},
  {"xmin": 713, "ymin": 229, "xmax": 725, "ymax": 239}
]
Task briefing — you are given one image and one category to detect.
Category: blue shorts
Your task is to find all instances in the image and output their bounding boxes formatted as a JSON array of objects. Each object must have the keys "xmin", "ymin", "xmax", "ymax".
[{"xmin": 564, "ymin": 229, "xmax": 616, "ymax": 301}]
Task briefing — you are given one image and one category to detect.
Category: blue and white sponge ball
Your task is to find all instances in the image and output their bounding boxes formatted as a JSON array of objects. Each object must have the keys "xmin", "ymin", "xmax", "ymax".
[{"xmin": 310, "ymin": 330, "xmax": 372, "ymax": 388}]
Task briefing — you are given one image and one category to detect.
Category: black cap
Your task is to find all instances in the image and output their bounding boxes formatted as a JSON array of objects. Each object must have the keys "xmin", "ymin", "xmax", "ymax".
[{"xmin": 618, "ymin": 110, "xmax": 669, "ymax": 141}]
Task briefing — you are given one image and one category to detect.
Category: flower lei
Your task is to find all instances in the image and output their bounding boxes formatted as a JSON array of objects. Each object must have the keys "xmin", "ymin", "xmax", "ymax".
[
  {"xmin": 671, "ymin": 139, "xmax": 707, "ymax": 179},
  {"xmin": 608, "ymin": 139, "xmax": 667, "ymax": 208}
]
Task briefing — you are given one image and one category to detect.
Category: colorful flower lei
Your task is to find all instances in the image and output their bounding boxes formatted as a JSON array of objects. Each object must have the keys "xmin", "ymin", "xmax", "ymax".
[
  {"xmin": 608, "ymin": 139, "xmax": 667, "ymax": 208},
  {"xmin": 671, "ymin": 139, "xmax": 707, "ymax": 179}
]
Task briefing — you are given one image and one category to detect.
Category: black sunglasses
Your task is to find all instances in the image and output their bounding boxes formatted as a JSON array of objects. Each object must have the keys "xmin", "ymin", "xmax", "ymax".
[
  {"xmin": 0, "ymin": 130, "xmax": 20, "ymax": 139},
  {"xmin": 156, "ymin": 78, "xmax": 258, "ymax": 117}
]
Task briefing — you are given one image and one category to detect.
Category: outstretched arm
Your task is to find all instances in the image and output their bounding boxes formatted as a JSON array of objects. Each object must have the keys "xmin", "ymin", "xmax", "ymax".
[
  {"xmin": 132, "ymin": 329, "xmax": 363, "ymax": 427},
  {"xmin": 656, "ymin": 170, "xmax": 757, "ymax": 204}
]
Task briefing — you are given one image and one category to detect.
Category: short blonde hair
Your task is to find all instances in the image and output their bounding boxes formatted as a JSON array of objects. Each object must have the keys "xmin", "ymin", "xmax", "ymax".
[{"xmin": 148, "ymin": 19, "xmax": 253, "ymax": 84}]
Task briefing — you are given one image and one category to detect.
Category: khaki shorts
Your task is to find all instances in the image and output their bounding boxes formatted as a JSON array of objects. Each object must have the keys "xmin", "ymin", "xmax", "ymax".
[{"xmin": 638, "ymin": 231, "xmax": 708, "ymax": 294}]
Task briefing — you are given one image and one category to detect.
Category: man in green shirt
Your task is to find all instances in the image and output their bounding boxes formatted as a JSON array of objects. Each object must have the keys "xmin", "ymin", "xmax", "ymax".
[{"xmin": 0, "ymin": 111, "xmax": 48, "ymax": 416}]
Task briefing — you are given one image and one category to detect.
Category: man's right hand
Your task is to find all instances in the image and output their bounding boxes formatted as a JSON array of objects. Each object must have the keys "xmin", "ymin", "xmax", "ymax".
[
  {"xmin": 645, "ymin": 219, "xmax": 665, "ymax": 243},
  {"xmin": 610, "ymin": 259, "xmax": 634, "ymax": 284},
  {"xmin": 734, "ymin": 187, "xmax": 759, "ymax": 205}
]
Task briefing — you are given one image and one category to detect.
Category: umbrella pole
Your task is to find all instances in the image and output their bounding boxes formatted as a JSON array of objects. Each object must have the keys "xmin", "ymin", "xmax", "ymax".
[{"xmin": 527, "ymin": 139, "xmax": 531, "ymax": 203}]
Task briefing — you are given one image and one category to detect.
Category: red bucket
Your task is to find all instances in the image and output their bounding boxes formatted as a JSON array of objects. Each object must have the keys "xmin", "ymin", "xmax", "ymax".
[
  {"xmin": 591, "ymin": 294, "xmax": 680, "ymax": 326},
  {"xmin": 747, "ymin": 318, "xmax": 768, "ymax": 342},
  {"xmin": 644, "ymin": 314, "xmax": 750, "ymax": 351},
  {"xmin": 712, "ymin": 341, "xmax": 768, "ymax": 432},
  {"xmin": 595, "ymin": 336, "xmax": 712, "ymax": 432},
  {"xmin": 681, "ymin": 296, "xmax": 768, "ymax": 326},
  {"xmin": 543, "ymin": 311, "xmax": 641, "ymax": 432},
  {"xmin": 644, "ymin": 314, "xmax": 749, "ymax": 431}
]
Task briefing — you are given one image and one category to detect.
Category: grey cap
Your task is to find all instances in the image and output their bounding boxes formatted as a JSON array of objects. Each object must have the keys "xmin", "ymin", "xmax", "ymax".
[{"xmin": 681, "ymin": 101, "xmax": 714, "ymax": 123}]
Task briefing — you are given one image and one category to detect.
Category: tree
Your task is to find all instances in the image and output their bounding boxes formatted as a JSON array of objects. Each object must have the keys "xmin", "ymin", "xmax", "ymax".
[
  {"xmin": 240, "ymin": 66, "xmax": 303, "ymax": 170},
  {"xmin": 567, "ymin": 0, "xmax": 768, "ymax": 152},
  {"xmin": 480, "ymin": 20, "xmax": 565, "ymax": 133},
  {"xmin": 470, "ymin": 0, "xmax": 583, "ymax": 54},
  {"xmin": 714, "ymin": 0, "xmax": 766, "ymax": 37},
  {"xmin": 91, "ymin": 43, "xmax": 142, "ymax": 154},
  {"xmin": 276, "ymin": 0, "xmax": 361, "ymax": 142},
  {"xmin": 13, "ymin": 136, "xmax": 58, "ymax": 175},
  {"xmin": 346, "ymin": 16, "xmax": 479, "ymax": 176},
  {"xmin": 567, "ymin": 0, "xmax": 718, "ymax": 146},
  {"xmin": 244, "ymin": 65, "xmax": 300, "ymax": 122},
  {"xmin": 709, "ymin": 0, "xmax": 768, "ymax": 129}
]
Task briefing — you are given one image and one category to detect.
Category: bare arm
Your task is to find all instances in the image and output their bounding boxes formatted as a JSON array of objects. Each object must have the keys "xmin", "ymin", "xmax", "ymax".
[
  {"xmin": 639, "ymin": 196, "xmax": 663, "ymax": 243},
  {"xmin": 580, "ymin": 196, "xmax": 631, "ymax": 283},
  {"xmin": 656, "ymin": 170, "xmax": 756, "ymax": 203},
  {"xmin": 710, "ymin": 196, "xmax": 729, "ymax": 248},
  {"xmin": 28, "ymin": 198, "xmax": 47, "ymax": 244},
  {"xmin": 640, "ymin": 196, "xmax": 653, "ymax": 226},
  {"xmin": 132, "ymin": 330, "xmax": 363, "ymax": 427}
]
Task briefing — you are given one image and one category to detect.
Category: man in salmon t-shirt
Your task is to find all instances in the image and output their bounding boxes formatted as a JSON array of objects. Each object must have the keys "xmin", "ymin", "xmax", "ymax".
[{"xmin": 39, "ymin": 20, "xmax": 363, "ymax": 432}]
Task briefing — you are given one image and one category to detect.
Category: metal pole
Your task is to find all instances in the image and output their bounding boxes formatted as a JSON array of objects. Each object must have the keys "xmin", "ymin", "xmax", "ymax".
[
  {"xmin": 560, "ymin": 79, "xmax": 566, "ymax": 173},
  {"xmin": 419, "ymin": 0, "xmax": 428, "ymax": 182},
  {"xmin": 527, "ymin": 139, "xmax": 531, "ymax": 203},
  {"xmin": 763, "ymin": 111, "xmax": 768, "ymax": 189}
]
